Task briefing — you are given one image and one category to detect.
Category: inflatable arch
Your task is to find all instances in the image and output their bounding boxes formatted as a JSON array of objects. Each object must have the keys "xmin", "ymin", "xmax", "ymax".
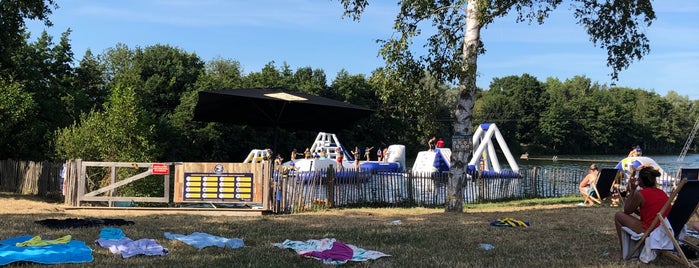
[{"xmin": 467, "ymin": 123, "xmax": 520, "ymax": 173}]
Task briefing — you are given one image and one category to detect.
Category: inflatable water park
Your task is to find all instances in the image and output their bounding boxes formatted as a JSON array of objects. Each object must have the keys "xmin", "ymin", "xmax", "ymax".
[
  {"xmin": 242, "ymin": 122, "xmax": 522, "ymax": 183},
  {"xmin": 411, "ymin": 123, "xmax": 520, "ymax": 178}
]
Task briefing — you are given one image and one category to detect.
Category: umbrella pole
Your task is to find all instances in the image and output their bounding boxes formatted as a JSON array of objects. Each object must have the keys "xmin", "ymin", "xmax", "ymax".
[{"xmin": 273, "ymin": 126, "xmax": 279, "ymax": 156}]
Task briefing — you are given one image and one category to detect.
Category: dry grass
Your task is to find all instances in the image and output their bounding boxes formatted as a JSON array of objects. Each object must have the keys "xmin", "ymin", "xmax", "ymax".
[{"xmin": 0, "ymin": 193, "xmax": 684, "ymax": 268}]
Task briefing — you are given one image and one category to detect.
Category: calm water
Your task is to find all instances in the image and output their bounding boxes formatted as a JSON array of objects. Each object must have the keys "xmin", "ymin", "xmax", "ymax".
[{"xmin": 517, "ymin": 154, "xmax": 699, "ymax": 173}]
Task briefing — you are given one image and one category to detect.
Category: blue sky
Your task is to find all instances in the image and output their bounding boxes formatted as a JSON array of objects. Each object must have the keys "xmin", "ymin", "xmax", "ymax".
[{"xmin": 27, "ymin": 0, "xmax": 699, "ymax": 100}]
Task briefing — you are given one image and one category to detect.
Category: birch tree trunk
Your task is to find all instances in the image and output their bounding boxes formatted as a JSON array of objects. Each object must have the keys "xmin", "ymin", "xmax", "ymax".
[{"xmin": 445, "ymin": 0, "xmax": 480, "ymax": 212}]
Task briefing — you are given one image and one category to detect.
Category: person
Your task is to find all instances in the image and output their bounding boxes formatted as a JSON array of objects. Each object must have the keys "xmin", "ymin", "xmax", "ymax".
[
  {"xmin": 335, "ymin": 148, "xmax": 343, "ymax": 171},
  {"xmin": 377, "ymin": 147, "xmax": 383, "ymax": 162},
  {"xmin": 274, "ymin": 154, "xmax": 283, "ymax": 166},
  {"xmin": 352, "ymin": 146, "xmax": 360, "ymax": 169},
  {"xmin": 382, "ymin": 148, "xmax": 390, "ymax": 163},
  {"xmin": 436, "ymin": 138, "xmax": 445, "ymax": 148},
  {"xmin": 428, "ymin": 136, "xmax": 436, "ymax": 151},
  {"xmin": 304, "ymin": 148, "xmax": 311, "ymax": 159},
  {"xmin": 628, "ymin": 145, "xmax": 642, "ymax": 157},
  {"xmin": 364, "ymin": 146, "xmax": 373, "ymax": 161},
  {"xmin": 614, "ymin": 166, "xmax": 670, "ymax": 258},
  {"xmin": 290, "ymin": 148, "xmax": 298, "ymax": 162},
  {"xmin": 577, "ymin": 164, "xmax": 599, "ymax": 207}
]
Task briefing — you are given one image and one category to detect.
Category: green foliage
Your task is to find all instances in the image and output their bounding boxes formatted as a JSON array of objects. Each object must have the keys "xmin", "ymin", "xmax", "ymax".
[
  {"xmin": 475, "ymin": 74, "xmax": 697, "ymax": 155},
  {"xmin": 0, "ymin": 78, "xmax": 38, "ymax": 158},
  {"xmin": 55, "ymin": 85, "xmax": 156, "ymax": 161},
  {"xmin": 55, "ymin": 85, "xmax": 157, "ymax": 195},
  {"xmin": 0, "ymin": 0, "xmax": 57, "ymax": 77}
]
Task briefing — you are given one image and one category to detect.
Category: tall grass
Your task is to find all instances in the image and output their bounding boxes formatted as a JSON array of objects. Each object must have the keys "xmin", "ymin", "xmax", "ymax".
[{"xmin": 0, "ymin": 193, "xmax": 684, "ymax": 267}]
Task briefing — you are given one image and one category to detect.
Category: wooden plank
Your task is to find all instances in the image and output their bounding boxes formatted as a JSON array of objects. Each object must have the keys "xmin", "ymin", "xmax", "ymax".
[
  {"xmin": 83, "ymin": 170, "xmax": 153, "ymax": 197},
  {"xmin": 80, "ymin": 196, "xmax": 168, "ymax": 203}
]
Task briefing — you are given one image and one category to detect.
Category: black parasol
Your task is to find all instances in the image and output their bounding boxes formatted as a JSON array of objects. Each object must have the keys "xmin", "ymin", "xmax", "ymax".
[{"xmin": 192, "ymin": 88, "xmax": 373, "ymax": 132}]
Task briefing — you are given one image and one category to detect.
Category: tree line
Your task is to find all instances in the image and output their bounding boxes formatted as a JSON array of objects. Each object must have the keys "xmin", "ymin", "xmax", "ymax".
[{"xmin": 2, "ymin": 2, "xmax": 697, "ymax": 166}]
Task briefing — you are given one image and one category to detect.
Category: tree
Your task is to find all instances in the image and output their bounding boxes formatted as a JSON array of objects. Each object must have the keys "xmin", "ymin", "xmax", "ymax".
[
  {"xmin": 341, "ymin": 0, "xmax": 656, "ymax": 212},
  {"xmin": 0, "ymin": 78, "xmax": 37, "ymax": 158},
  {"xmin": 0, "ymin": 0, "xmax": 56, "ymax": 78}
]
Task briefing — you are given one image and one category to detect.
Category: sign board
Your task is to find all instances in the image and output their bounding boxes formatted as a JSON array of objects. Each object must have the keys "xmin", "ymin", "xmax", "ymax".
[
  {"xmin": 151, "ymin": 163, "xmax": 170, "ymax": 175},
  {"xmin": 182, "ymin": 172, "xmax": 253, "ymax": 202},
  {"xmin": 173, "ymin": 162, "xmax": 265, "ymax": 204}
]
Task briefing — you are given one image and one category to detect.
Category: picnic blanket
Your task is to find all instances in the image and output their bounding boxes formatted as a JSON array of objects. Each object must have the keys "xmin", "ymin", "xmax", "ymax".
[
  {"xmin": 274, "ymin": 238, "xmax": 390, "ymax": 265},
  {"xmin": 164, "ymin": 232, "xmax": 244, "ymax": 249},
  {"xmin": 0, "ymin": 235, "xmax": 93, "ymax": 265}
]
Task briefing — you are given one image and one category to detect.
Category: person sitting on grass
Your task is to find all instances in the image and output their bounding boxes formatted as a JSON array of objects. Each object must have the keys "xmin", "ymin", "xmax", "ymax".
[
  {"xmin": 613, "ymin": 166, "xmax": 670, "ymax": 259},
  {"xmin": 577, "ymin": 164, "xmax": 599, "ymax": 207}
]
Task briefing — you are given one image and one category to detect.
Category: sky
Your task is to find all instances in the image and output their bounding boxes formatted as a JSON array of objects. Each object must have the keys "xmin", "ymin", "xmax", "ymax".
[{"xmin": 27, "ymin": 0, "xmax": 699, "ymax": 100}]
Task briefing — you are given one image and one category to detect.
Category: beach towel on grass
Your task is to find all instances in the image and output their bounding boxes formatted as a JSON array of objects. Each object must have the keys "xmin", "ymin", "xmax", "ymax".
[
  {"xmin": 274, "ymin": 238, "xmax": 390, "ymax": 265},
  {"xmin": 0, "ymin": 235, "xmax": 93, "ymax": 265},
  {"xmin": 94, "ymin": 228, "xmax": 168, "ymax": 258},
  {"xmin": 490, "ymin": 218, "xmax": 530, "ymax": 227},
  {"xmin": 164, "ymin": 232, "xmax": 244, "ymax": 249}
]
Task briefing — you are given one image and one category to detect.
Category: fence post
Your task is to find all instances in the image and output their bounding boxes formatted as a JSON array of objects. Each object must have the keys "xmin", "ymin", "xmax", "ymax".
[{"xmin": 326, "ymin": 166, "xmax": 335, "ymax": 208}]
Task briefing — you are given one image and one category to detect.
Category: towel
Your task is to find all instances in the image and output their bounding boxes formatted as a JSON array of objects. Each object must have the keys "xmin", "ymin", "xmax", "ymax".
[
  {"xmin": 274, "ymin": 238, "xmax": 390, "ymax": 265},
  {"xmin": 15, "ymin": 235, "xmax": 71, "ymax": 247},
  {"xmin": 621, "ymin": 218, "xmax": 674, "ymax": 263},
  {"xmin": 164, "ymin": 232, "xmax": 244, "ymax": 249},
  {"xmin": 490, "ymin": 218, "xmax": 530, "ymax": 227},
  {"xmin": 99, "ymin": 227, "xmax": 126, "ymax": 240},
  {"xmin": 0, "ymin": 235, "xmax": 93, "ymax": 265}
]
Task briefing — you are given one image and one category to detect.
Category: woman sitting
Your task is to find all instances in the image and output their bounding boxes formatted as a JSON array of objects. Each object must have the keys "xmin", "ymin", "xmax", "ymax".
[
  {"xmin": 577, "ymin": 164, "xmax": 599, "ymax": 207},
  {"xmin": 614, "ymin": 166, "xmax": 669, "ymax": 258}
]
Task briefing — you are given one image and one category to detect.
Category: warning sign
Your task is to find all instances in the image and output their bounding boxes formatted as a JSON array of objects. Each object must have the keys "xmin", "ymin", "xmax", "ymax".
[{"xmin": 151, "ymin": 163, "xmax": 169, "ymax": 175}]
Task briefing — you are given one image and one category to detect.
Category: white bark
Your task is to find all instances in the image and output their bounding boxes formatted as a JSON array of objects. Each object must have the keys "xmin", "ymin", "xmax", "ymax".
[{"xmin": 445, "ymin": 0, "xmax": 480, "ymax": 212}]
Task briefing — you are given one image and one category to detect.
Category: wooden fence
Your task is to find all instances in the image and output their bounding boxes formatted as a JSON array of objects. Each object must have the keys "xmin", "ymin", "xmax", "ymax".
[
  {"xmin": 270, "ymin": 167, "xmax": 682, "ymax": 213},
  {"xmin": 0, "ymin": 159, "xmax": 64, "ymax": 196},
  {"xmin": 1, "ymin": 159, "xmax": 682, "ymax": 214}
]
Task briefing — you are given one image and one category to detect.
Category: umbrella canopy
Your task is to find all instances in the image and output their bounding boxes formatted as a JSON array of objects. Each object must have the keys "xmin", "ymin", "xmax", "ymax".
[
  {"xmin": 193, "ymin": 88, "xmax": 373, "ymax": 132},
  {"xmin": 615, "ymin": 156, "xmax": 665, "ymax": 176}
]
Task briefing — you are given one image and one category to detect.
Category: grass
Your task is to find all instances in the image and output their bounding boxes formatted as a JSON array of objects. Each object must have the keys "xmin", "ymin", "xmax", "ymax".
[{"xmin": 0, "ymin": 193, "xmax": 686, "ymax": 267}]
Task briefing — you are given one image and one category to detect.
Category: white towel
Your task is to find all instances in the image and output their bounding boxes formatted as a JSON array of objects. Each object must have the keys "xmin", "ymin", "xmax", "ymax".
[{"xmin": 621, "ymin": 218, "xmax": 675, "ymax": 263}]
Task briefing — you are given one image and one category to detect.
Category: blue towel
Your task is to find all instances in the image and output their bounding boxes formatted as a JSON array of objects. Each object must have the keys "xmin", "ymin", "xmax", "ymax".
[
  {"xmin": 164, "ymin": 232, "xmax": 244, "ymax": 249},
  {"xmin": 99, "ymin": 227, "xmax": 126, "ymax": 240},
  {"xmin": 0, "ymin": 235, "xmax": 93, "ymax": 265}
]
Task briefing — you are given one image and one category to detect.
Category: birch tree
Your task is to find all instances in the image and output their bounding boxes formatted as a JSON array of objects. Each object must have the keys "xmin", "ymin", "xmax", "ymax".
[{"xmin": 340, "ymin": 0, "xmax": 655, "ymax": 212}]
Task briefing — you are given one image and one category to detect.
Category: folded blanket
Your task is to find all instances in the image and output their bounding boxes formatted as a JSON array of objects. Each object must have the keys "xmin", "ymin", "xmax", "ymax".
[{"xmin": 0, "ymin": 235, "xmax": 93, "ymax": 265}]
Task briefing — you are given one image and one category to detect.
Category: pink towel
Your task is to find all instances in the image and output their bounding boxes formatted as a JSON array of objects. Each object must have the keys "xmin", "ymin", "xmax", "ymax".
[{"xmin": 300, "ymin": 241, "xmax": 353, "ymax": 261}]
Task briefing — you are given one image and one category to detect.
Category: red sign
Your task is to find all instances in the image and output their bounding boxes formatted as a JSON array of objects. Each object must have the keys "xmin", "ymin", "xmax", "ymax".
[{"xmin": 151, "ymin": 163, "xmax": 169, "ymax": 175}]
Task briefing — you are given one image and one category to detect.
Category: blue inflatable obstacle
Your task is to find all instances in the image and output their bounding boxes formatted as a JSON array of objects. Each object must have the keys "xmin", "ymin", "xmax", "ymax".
[
  {"xmin": 359, "ymin": 162, "xmax": 401, "ymax": 174},
  {"xmin": 432, "ymin": 149, "xmax": 450, "ymax": 172},
  {"xmin": 277, "ymin": 170, "xmax": 370, "ymax": 184}
]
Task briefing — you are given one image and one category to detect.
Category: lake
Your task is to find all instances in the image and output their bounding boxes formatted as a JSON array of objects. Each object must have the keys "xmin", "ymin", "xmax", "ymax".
[{"xmin": 517, "ymin": 153, "xmax": 699, "ymax": 174}]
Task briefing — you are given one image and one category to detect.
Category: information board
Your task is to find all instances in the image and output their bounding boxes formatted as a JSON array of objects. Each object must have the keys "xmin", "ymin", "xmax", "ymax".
[{"xmin": 182, "ymin": 172, "xmax": 253, "ymax": 202}]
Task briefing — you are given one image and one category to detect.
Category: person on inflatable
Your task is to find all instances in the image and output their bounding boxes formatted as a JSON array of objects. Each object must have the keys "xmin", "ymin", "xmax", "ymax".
[{"xmin": 627, "ymin": 145, "xmax": 642, "ymax": 157}]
